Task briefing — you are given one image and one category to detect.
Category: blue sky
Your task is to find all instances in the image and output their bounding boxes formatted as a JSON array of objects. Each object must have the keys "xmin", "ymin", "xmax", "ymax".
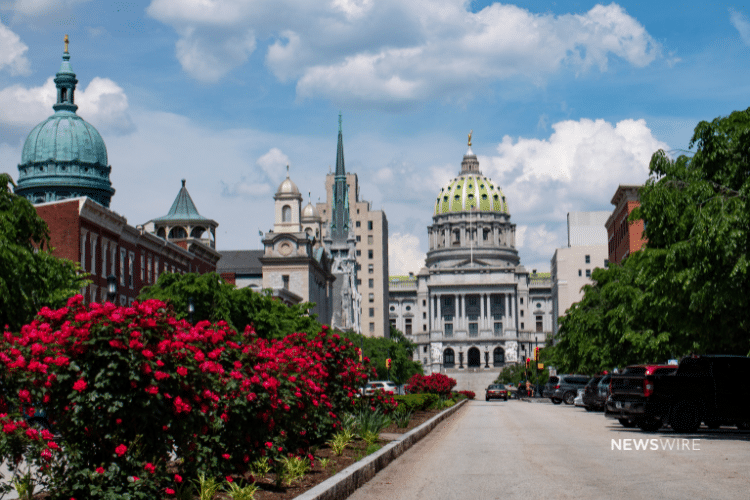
[{"xmin": 1, "ymin": 1, "xmax": 749, "ymax": 274}]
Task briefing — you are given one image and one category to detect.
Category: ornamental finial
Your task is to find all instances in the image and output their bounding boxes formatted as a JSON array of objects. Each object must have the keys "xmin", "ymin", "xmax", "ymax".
[
  {"xmin": 338, "ymin": 112, "xmax": 342, "ymax": 133},
  {"xmin": 468, "ymin": 130, "xmax": 472, "ymax": 147},
  {"xmin": 64, "ymin": 34, "xmax": 69, "ymax": 53},
  {"xmin": 286, "ymin": 164, "xmax": 290, "ymax": 177}
]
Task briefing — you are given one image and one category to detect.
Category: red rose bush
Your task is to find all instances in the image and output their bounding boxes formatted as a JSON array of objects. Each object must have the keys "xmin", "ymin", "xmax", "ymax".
[
  {"xmin": 405, "ymin": 373, "xmax": 457, "ymax": 396},
  {"xmin": 0, "ymin": 295, "xmax": 368, "ymax": 499}
]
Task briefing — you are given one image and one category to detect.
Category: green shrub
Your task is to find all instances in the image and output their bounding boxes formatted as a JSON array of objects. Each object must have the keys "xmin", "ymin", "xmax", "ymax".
[{"xmin": 393, "ymin": 393, "xmax": 439, "ymax": 412}]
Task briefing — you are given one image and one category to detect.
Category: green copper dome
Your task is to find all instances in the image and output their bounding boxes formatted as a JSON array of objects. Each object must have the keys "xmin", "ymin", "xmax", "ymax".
[
  {"xmin": 15, "ymin": 38, "xmax": 114, "ymax": 207},
  {"xmin": 434, "ymin": 145, "xmax": 508, "ymax": 215}
]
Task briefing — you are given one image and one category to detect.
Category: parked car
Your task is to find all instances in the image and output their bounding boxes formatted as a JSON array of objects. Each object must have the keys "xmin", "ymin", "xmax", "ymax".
[
  {"xmin": 361, "ymin": 381, "xmax": 398, "ymax": 396},
  {"xmin": 607, "ymin": 356, "xmax": 750, "ymax": 433},
  {"xmin": 582, "ymin": 375, "xmax": 604, "ymax": 411},
  {"xmin": 485, "ymin": 384, "xmax": 509, "ymax": 401},
  {"xmin": 605, "ymin": 364, "xmax": 678, "ymax": 429},
  {"xmin": 549, "ymin": 374, "xmax": 590, "ymax": 405},
  {"xmin": 543, "ymin": 376, "xmax": 560, "ymax": 398}
]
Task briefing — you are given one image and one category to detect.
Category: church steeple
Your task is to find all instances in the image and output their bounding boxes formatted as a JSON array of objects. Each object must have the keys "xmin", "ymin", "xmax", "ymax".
[
  {"xmin": 330, "ymin": 112, "xmax": 350, "ymax": 241},
  {"xmin": 53, "ymin": 35, "xmax": 78, "ymax": 114}
]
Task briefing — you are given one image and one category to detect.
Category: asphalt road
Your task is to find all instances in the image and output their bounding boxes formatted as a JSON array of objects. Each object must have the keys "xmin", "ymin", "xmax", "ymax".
[{"xmin": 348, "ymin": 399, "xmax": 750, "ymax": 500}]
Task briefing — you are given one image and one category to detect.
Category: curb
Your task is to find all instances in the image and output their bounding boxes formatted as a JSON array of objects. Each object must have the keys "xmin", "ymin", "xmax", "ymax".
[{"xmin": 294, "ymin": 398, "xmax": 469, "ymax": 500}]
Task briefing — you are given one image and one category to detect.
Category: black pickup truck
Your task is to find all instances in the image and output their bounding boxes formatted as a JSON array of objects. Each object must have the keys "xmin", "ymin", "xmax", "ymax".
[{"xmin": 605, "ymin": 355, "xmax": 750, "ymax": 432}]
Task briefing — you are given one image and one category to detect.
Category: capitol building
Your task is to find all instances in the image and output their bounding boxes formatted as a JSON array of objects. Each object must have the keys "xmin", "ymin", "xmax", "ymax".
[{"xmin": 389, "ymin": 136, "xmax": 552, "ymax": 391}]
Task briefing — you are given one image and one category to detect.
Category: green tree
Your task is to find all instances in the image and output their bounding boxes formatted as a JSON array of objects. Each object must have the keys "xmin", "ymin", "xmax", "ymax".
[
  {"xmin": 137, "ymin": 272, "xmax": 321, "ymax": 339},
  {"xmin": 340, "ymin": 326, "xmax": 423, "ymax": 385},
  {"xmin": 634, "ymin": 107, "xmax": 750, "ymax": 355},
  {"xmin": 0, "ymin": 173, "xmax": 87, "ymax": 331}
]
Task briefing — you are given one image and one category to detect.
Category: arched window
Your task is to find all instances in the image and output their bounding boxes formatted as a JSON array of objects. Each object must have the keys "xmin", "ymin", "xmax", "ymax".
[
  {"xmin": 190, "ymin": 227, "xmax": 205, "ymax": 238},
  {"xmin": 169, "ymin": 227, "xmax": 187, "ymax": 239},
  {"xmin": 444, "ymin": 348, "xmax": 455, "ymax": 368},
  {"xmin": 282, "ymin": 205, "xmax": 292, "ymax": 222},
  {"xmin": 493, "ymin": 347, "xmax": 505, "ymax": 367},
  {"xmin": 156, "ymin": 228, "xmax": 166, "ymax": 239}
]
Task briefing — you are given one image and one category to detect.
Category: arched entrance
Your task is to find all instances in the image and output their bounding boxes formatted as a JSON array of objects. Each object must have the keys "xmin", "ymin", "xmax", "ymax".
[{"xmin": 467, "ymin": 347, "xmax": 481, "ymax": 367}]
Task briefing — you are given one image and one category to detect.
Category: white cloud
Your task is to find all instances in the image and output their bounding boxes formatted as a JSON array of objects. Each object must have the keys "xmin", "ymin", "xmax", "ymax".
[
  {"xmin": 729, "ymin": 8, "xmax": 750, "ymax": 46},
  {"xmin": 147, "ymin": 0, "xmax": 662, "ymax": 104},
  {"xmin": 256, "ymin": 148, "xmax": 291, "ymax": 186},
  {"xmin": 0, "ymin": 76, "xmax": 134, "ymax": 135},
  {"xmin": 388, "ymin": 232, "xmax": 426, "ymax": 275},
  {"xmin": 9, "ymin": 0, "xmax": 92, "ymax": 19},
  {"xmin": 0, "ymin": 20, "xmax": 30, "ymax": 76}
]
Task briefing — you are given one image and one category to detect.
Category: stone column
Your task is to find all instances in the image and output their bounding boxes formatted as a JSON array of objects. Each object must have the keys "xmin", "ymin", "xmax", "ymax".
[
  {"xmin": 436, "ymin": 294, "xmax": 441, "ymax": 331},
  {"xmin": 480, "ymin": 293, "xmax": 485, "ymax": 330}
]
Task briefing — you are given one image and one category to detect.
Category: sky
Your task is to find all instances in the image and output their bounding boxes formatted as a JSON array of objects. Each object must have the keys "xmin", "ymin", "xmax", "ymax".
[{"xmin": 1, "ymin": 0, "xmax": 749, "ymax": 275}]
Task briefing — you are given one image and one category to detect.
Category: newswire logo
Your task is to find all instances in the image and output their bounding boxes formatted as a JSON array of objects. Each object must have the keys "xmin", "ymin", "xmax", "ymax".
[{"xmin": 611, "ymin": 438, "xmax": 700, "ymax": 451}]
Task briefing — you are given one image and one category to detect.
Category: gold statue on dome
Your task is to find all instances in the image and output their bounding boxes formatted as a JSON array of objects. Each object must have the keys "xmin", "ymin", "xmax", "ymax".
[
  {"xmin": 468, "ymin": 130, "xmax": 473, "ymax": 147},
  {"xmin": 64, "ymin": 34, "xmax": 69, "ymax": 52}
]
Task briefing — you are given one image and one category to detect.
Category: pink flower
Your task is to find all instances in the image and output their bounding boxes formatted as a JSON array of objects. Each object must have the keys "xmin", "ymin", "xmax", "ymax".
[
  {"xmin": 222, "ymin": 453, "xmax": 230, "ymax": 460},
  {"xmin": 144, "ymin": 463, "xmax": 155, "ymax": 474},
  {"xmin": 115, "ymin": 444, "xmax": 127, "ymax": 457},
  {"xmin": 145, "ymin": 385, "xmax": 159, "ymax": 395},
  {"xmin": 174, "ymin": 474, "xmax": 183, "ymax": 483},
  {"xmin": 72, "ymin": 379, "xmax": 87, "ymax": 392},
  {"xmin": 226, "ymin": 476, "xmax": 233, "ymax": 483},
  {"xmin": 165, "ymin": 488, "xmax": 175, "ymax": 495},
  {"xmin": 176, "ymin": 366, "xmax": 188, "ymax": 376},
  {"xmin": 96, "ymin": 467, "xmax": 105, "ymax": 474},
  {"xmin": 41, "ymin": 449, "xmax": 52, "ymax": 461},
  {"xmin": 18, "ymin": 389, "xmax": 31, "ymax": 403}
]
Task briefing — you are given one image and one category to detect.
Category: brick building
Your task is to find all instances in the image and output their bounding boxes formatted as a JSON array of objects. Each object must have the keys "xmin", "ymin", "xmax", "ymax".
[
  {"xmin": 605, "ymin": 185, "xmax": 646, "ymax": 264},
  {"xmin": 16, "ymin": 39, "xmax": 219, "ymax": 304}
]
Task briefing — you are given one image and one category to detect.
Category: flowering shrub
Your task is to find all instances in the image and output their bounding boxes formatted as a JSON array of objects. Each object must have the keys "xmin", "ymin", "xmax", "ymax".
[
  {"xmin": 0, "ymin": 296, "xmax": 368, "ymax": 498},
  {"xmin": 354, "ymin": 389, "xmax": 398, "ymax": 415},
  {"xmin": 405, "ymin": 373, "xmax": 457, "ymax": 396},
  {"xmin": 457, "ymin": 390, "xmax": 475, "ymax": 400}
]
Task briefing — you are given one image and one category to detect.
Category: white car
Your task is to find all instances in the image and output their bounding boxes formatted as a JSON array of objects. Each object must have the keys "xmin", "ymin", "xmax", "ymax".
[
  {"xmin": 361, "ymin": 381, "xmax": 399, "ymax": 396},
  {"xmin": 574, "ymin": 388, "xmax": 586, "ymax": 407}
]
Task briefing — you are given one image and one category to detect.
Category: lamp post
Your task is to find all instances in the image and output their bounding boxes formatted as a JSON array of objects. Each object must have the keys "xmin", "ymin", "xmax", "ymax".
[
  {"xmin": 106, "ymin": 275, "xmax": 117, "ymax": 303},
  {"xmin": 188, "ymin": 297, "xmax": 194, "ymax": 324}
]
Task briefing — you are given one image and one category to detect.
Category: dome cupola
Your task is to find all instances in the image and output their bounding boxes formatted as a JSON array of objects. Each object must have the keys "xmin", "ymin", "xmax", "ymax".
[
  {"xmin": 434, "ymin": 132, "xmax": 508, "ymax": 215},
  {"xmin": 15, "ymin": 36, "xmax": 114, "ymax": 207}
]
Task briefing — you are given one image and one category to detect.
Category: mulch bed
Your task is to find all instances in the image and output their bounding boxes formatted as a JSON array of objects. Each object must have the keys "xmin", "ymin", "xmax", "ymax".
[{"xmin": 29, "ymin": 405, "xmax": 458, "ymax": 500}]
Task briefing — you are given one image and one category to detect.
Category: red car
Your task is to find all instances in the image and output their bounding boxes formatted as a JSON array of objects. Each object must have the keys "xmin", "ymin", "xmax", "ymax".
[{"xmin": 485, "ymin": 384, "xmax": 508, "ymax": 401}]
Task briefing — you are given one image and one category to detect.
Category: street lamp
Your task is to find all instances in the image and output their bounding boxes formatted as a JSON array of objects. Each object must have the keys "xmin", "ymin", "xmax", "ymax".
[
  {"xmin": 188, "ymin": 297, "xmax": 195, "ymax": 324},
  {"xmin": 106, "ymin": 275, "xmax": 117, "ymax": 303}
]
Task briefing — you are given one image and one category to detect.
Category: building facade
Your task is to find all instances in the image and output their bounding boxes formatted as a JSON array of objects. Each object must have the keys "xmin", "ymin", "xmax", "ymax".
[
  {"xmin": 16, "ymin": 40, "xmax": 220, "ymax": 305},
  {"xmin": 388, "ymin": 136, "xmax": 552, "ymax": 392},
  {"xmin": 606, "ymin": 185, "xmax": 646, "ymax": 264}
]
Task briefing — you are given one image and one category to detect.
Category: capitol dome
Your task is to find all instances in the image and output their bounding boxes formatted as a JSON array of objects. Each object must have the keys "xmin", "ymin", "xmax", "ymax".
[
  {"xmin": 15, "ymin": 38, "xmax": 114, "ymax": 207},
  {"xmin": 276, "ymin": 169, "xmax": 300, "ymax": 196},
  {"xmin": 434, "ymin": 146, "xmax": 508, "ymax": 215}
]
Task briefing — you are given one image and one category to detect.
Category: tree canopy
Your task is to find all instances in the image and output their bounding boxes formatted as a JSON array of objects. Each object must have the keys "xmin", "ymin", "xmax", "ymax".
[
  {"xmin": 339, "ymin": 326, "xmax": 423, "ymax": 385},
  {"xmin": 137, "ymin": 271, "xmax": 322, "ymax": 339},
  {"xmin": 549, "ymin": 107, "xmax": 750, "ymax": 373},
  {"xmin": 0, "ymin": 173, "xmax": 87, "ymax": 331}
]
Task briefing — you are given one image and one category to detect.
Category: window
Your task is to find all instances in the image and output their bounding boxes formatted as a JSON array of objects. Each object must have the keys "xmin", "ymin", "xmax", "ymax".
[
  {"xmin": 369, "ymin": 308, "xmax": 374, "ymax": 317},
  {"xmin": 128, "ymin": 251, "xmax": 135, "ymax": 288},
  {"xmin": 520, "ymin": 297, "xmax": 524, "ymax": 305},
  {"xmin": 356, "ymin": 236, "xmax": 361, "ymax": 242},
  {"xmin": 101, "ymin": 240, "xmax": 107, "ymax": 277},
  {"xmin": 494, "ymin": 322, "xmax": 503, "ymax": 336},
  {"xmin": 444, "ymin": 323, "xmax": 453, "ymax": 337},
  {"xmin": 578, "ymin": 269, "xmax": 582, "ymax": 277},
  {"xmin": 356, "ymin": 221, "xmax": 361, "ymax": 227},
  {"xmin": 423, "ymin": 345, "xmax": 427, "ymax": 353},
  {"xmin": 368, "ymin": 264, "xmax": 374, "ymax": 274},
  {"xmin": 390, "ymin": 319, "xmax": 396, "ymax": 328},
  {"xmin": 140, "ymin": 254, "xmax": 145, "ymax": 281},
  {"xmin": 282, "ymin": 275, "xmax": 290, "ymax": 289},
  {"xmin": 120, "ymin": 249, "xmax": 126, "ymax": 286},
  {"xmin": 389, "ymin": 305, "xmax": 395, "ymax": 311},
  {"xmin": 423, "ymin": 300, "xmax": 426, "ymax": 306},
  {"xmin": 356, "ymin": 250, "xmax": 361, "ymax": 256},
  {"xmin": 520, "ymin": 310, "xmax": 524, "ymax": 317},
  {"xmin": 444, "ymin": 348, "xmax": 455, "ymax": 368},
  {"xmin": 586, "ymin": 269, "xmax": 591, "ymax": 278},
  {"xmin": 585, "ymin": 254, "xmax": 591, "ymax": 264},
  {"xmin": 368, "ymin": 235, "xmax": 373, "ymax": 244},
  {"xmin": 423, "ymin": 312, "xmax": 427, "ymax": 319},
  {"xmin": 357, "ymin": 279, "xmax": 361, "ymax": 285},
  {"xmin": 90, "ymin": 235, "xmax": 97, "ymax": 276},
  {"xmin": 536, "ymin": 302, "xmax": 541, "ymax": 308},
  {"xmin": 369, "ymin": 293, "xmax": 374, "ymax": 302},
  {"xmin": 405, "ymin": 318, "xmax": 412, "ymax": 335},
  {"xmin": 368, "ymin": 221, "xmax": 373, "ymax": 230},
  {"xmin": 369, "ymin": 323, "xmax": 374, "ymax": 333},
  {"xmin": 369, "ymin": 279, "xmax": 374, "ymax": 288},
  {"xmin": 521, "ymin": 322, "xmax": 524, "ymax": 330},
  {"xmin": 469, "ymin": 323, "xmax": 478, "ymax": 337},
  {"xmin": 405, "ymin": 305, "xmax": 411, "ymax": 311},
  {"xmin": 536, "ymin": 316, "xmax": 543, "ymax": 333},
  {"xmin": 368, "ymin": 250, "xmax": 373, "ymax": 259},
  {"xmin": 154, "ymin": 257, "xmax": 159, "ymax": 281},
  {"xmin": 356, "ymin": 264, "xmax": 361, "ymax": 271},
  {"xmin": 423, "ymin": 325, "xmax": 427, "ymax": 331},
  {"xmin": 493, "ymin": 348, "xmax": 505, "ymax": 366}
]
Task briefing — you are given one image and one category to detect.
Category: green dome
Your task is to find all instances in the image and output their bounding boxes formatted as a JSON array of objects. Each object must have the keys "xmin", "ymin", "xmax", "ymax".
[
  {"xmin": 15, "ymin": 42, "xmax": 114, "ymax": 207},
  {"xmin": 21, "ymin": 111, "xmax": 108, "ymax": 166},
  {"xmin": 434, "ymin": 174, "xmax": 509, "ymax": 215}
]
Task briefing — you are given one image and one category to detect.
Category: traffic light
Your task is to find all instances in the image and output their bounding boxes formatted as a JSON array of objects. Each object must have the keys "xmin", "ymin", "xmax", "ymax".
[
  {"xmin": 385, "ymin": 358, "xmax": 392, "ymax": 370},
  {"xmin": 525, "ymin": 357, "xmax": 530, "ymax": 369},
  {"xmin": 357, "ymin": 348, "xmax": 363, "ymax": 362},
  {"xmin": 535, "ymin": 346, "xmax": 540, "ymax": 361}
]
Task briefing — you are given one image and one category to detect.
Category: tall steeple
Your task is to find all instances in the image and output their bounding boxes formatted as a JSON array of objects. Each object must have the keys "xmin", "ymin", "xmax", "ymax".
[{"xmin": 330, "ymin": 112, "xmax": 350, "ymax": 241}]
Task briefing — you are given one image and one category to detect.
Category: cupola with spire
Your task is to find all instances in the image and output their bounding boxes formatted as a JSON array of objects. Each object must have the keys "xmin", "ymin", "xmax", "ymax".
[
  {"xmin": 147, "ymin": 179, "xmax": 218, "ymax": 248},
  {"xmin": 15, "ymin": 36, "xmax": 114, "ymax": 207},
  {"xmin": 274, "ymin": 165, "xmax": 303, "ymax": 233}
]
